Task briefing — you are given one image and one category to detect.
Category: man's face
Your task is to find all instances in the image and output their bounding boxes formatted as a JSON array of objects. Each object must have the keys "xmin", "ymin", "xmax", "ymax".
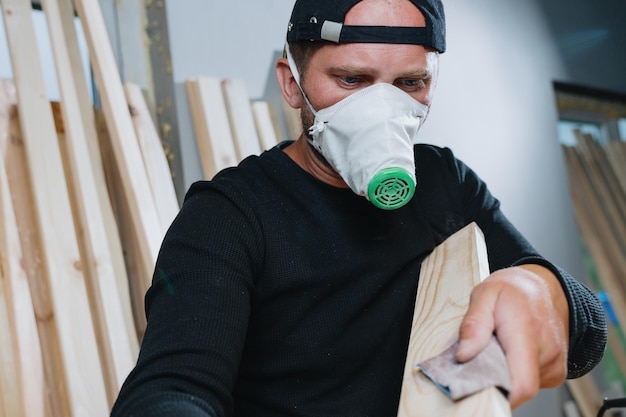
[{"xmin": 299, "ymin": 0, "xmax": 439, "ymax": 133}]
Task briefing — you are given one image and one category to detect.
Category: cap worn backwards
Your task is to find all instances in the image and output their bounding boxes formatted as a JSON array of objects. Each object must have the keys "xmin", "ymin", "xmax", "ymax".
[{"xmin": 286, "ymin": 0, "xmax": 446, "ymax": 53}]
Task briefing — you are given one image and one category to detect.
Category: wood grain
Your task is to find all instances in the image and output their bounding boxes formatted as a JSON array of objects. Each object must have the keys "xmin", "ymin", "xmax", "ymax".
[
  {"xmin": 280, "ymin": 94, "xmax": 302, "ymax": 140},
  {"xmin": 397, "ymin": 222, "xmax": 510, "ymax": 417},
  {"xmin": 74, "ymin": 0, "xmax": 163, "ymax": 325},
  {"xmin": 42, "ymin": 0, "xmax": 138, "ymax": 404},
  {"xmin": 221, "ymin": 78, "xmax": 262, "ymax": 160},
  {"xmin": 0, "ymin": 78, "xmax": 57, "ymax": 417},
  {"xmin": 0, "ymin": 0, "xmax": 108, "ymax": 413},
  {"xmin": 0, "ymin": 155, "xmax": 28, "ymax": 417},
  {"xmin": 185, "ymin": 77, "xmax": 239, "ymax": 179},
  {"xmin": 124, "ymin": 82, "xmax": 179, "ymax": 232},
  {"xmin": 252, "ymin": 101, "xmax": 280, "ymax": 151}
]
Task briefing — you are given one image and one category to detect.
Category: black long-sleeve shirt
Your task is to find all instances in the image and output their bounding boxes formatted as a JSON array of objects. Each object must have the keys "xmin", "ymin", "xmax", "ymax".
[{"xmin": 111, "ymin": 143, "xmax": 606, "ymax": 417}]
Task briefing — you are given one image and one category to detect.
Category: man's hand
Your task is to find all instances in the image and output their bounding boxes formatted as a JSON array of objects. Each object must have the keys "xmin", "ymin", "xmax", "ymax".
[{"xmin": 455, "ymin": 264, "xmax": 570, "ymax": 409}]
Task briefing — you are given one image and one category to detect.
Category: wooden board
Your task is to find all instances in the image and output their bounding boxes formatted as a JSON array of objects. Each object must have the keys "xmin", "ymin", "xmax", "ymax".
[
  {"xmin": 48, "ymin": 0, "xmax": 138, "ymax": 359},
  {"xmin": 73, "ymin": 0, "xmax": 163, "ymax": 320},
  {"xmin": 0, "ymin": 247, "xmax": 24, "ymax": 417},
  {"xmin": 397, "ymin": 223, "xmax": 510, "ymax": 417},
  {"xmin": 94, "ymin": 108, "xmax": 149, "ymax": 339},
  {"xmin": 0, "ymin": 150, "xmax": 44, "ymax": 417},
  {"xmin": 0, "ymin": 154, "xmax": 25, "ymax": 416},
  {"xmin": 563, "ymin": 146, "xmax": 626, "ymax": 327},
  {"xmin": 0, "ymin": 78, "xmax": 57, "ymax": 417},
  {"xmin": 221, "ymin": 78, "xmax": 262, "ymax": 160},
  {"xmin": 251, "ymin": 101, "xmax": 280, "ymax": 151},
  {"xmin": 185, "ymin": 77, "xmax": 239, "ymax": 179},
  {"xmin": 124, "ymin": 82, "xmax": 179, "ymax": 232},
  {"xmin": 281, "ymin": 94, "xmax": 302, "ymax": 140},
  {"xmin": 565, "ymin": 375, "xmax": 603, "ymax": 417},
  {"xmin": 0, "ymin": 0, "xmax": 108, "ymax": 413},
  {"xmin": 49, "ymin": 1, "xmax": 137, "ymax": 353},
  {"xmin": 575, "ymin": 134, "xmax": 626, "ymax": 256},
  {"xmin": 42, "ymin": 0, "xmax": 137, "ymax": 404}
]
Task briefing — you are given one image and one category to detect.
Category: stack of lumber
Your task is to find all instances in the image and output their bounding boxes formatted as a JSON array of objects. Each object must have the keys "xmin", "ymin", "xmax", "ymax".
[
  {"xmin": 185, "ymin": 76, "xmax": 295, "ymax": 179},
  {"xmin": 0, "ymin": 0, "xmax": 180, "ymax": 415},
  {"xmin": 562, "ymin": 132, "xmax": 626, "ymax": 417},
  {"xmin": 1, "ymin": 0, "xmax": 302, "ymax": 415}
]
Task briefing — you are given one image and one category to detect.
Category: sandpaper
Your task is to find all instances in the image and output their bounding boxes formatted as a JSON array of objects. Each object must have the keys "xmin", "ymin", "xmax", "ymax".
[{"xmin": 415, "ymin": 336, "xmax": 511, "ymax": 401}]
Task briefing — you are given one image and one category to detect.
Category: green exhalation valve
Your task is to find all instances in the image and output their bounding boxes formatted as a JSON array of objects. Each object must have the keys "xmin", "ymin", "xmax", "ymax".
[{"xmin": 367, "ymin": 167, "xmax": 415, "ymax": 210}]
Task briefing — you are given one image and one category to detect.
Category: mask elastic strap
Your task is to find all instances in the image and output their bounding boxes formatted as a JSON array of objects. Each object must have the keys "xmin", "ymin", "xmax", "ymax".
[{"xmin": 284, "ymin": 42, "xmax": 318, "ymax": 117}]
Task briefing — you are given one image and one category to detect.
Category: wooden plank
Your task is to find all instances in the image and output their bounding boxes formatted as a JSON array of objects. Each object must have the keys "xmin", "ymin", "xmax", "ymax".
[
  {"xmin": 0, "ymin": 254, "xmax": 23, "ymax": 417},
  {"xmin": 124, "ymin": 82, "xmax": 179, "ymax": 231},
  {"xmin": 0, "ymin": 0, "xmax": 108, "ymax": 414},
  {"xmin": 94, "ymin": 108, "xmax": 148, "ymax": 338},
  {"xmin": 575, "ymin": 134, "xmax": 626, "ymax": 255},
  {"xmin": 281, "ymin": 94, "xmax": 302, "ymax": 140},
  {"xmin": 565, "ymin": 375, "xmax": 603, "ymax": 417},
  {"xmin": 251, "ymin": 101, "xmax": 280, "ymax": 151},
  {"xmin": 42, "ymin": 0, "xmax": 138, "ymax": 404},
  {"xmin": 0, "ymin": 151, "xmax": 44, "ymax": 417},
  {"xmin": 605, "ymin": 140, "xmax": 626, "ymax": 197},
  {"xmin": 185, "ymin": 77, "xmax": 239, "ymax": 179},
  {"xmin": 48, "ymin": 0, "xmax": 138, "ymax": 356},
  {"xmin": 73, "ymin": 0, "xmax": 164, "ymax": 324},
  {"xmin": 221, "ymin": 78, "xmax": 262, "ymax": 160},
  {"xmin": 397, "ymin": 223, "xmax": 510, "ymax": 417},
  {"xmin": 54, "ymin": 1, "xmax": 137, "ymax": 352},
  {"xmin": 0, "ymin": 78, "xmax": 57, "ymax": 417},
  {"xmin": 563, "ymin": 146, "xmax": 626, "ymax": 324}
]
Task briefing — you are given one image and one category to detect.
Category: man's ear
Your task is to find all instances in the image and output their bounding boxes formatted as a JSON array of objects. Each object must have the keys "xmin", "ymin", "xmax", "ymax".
[{"xmin": 276, "ymin": 57, "xmax": 304, "ymax": 109}]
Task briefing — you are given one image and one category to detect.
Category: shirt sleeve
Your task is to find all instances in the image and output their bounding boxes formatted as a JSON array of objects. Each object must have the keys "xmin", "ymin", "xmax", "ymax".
[{"xmin": 110, "ymin": 181, "xmax": 263, "ymax": 417}]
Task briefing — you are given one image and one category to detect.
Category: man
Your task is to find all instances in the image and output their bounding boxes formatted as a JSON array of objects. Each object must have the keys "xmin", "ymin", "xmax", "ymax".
[{"xmin": 110, "ymin": 0, "xmax": 607, "ymax": 416}]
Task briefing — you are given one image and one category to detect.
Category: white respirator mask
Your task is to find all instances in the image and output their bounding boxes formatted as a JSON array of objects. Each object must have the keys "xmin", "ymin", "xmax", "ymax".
[{"xmin": 286, "ymin": 45, "xmax": 429, "ymax": 210}]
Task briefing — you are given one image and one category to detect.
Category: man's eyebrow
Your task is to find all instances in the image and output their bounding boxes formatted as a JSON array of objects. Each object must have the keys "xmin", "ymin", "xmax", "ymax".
[
  {"xmin": 397, "ymin": 69, "xmax": 431, "ymax": 78},
  {"xmin": 331, "ymin": 65, "xmax": 431, "ymax": 78},
  {"xmin": 331, "ymin": 65, "xmax": 379, "ymax": 74}
]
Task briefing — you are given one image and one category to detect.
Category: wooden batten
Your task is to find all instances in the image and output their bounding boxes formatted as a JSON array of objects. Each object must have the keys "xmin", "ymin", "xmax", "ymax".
[
  {"xmin": 565, "ymin": 375, "xmax": 603, "ymax": 417},
  {"xmin": 124, "ymin": 82, "xmax": 180, "ymax": 232},
  {"xmin": 221, "ymin": 78, "xmax": 262, "ymax": 161},
  {"xmin": 0, "ymin": 149, "xmax": 45, "ymax": 417},
  {"xmin": 563, "ymin": 146, "xmax": 626, "ymax": 327},
  {"xmin": 185, "ymin": 77, "xmax": 239, "ymax": 179},
  {"xmin": 0, "ymin": 0, "xmax": 108, "ymax": 413},
  {"xmin": 251, "ymin": 101, "xmax": 280, "ymax": 151},
  {"xmin": 575, "ymin": 134, "xmax": 626, "ymax": 256},
  {"xmin": 280, "ymin": 94, "xmax": 302, "ymax": 141},
  {"xmin": 48, "ymin": 0, "xmax": 137, "ymax": 363},
  {"xmin": 42, "ymin": 0, "xmax": 138, "ymax": 404},
  {"xmin": 0, "ymin": 251, "xmax": 24, "ymax": 417},
  {"xmin": 0, "ymin": 153, "xmax": 24, "ymax": 416},
  {"xmin": 397, "ymin": 223, "xmax": 510, "ymax": 417},
  {"xmin": 74, "ymin": 0, "xmax": 165, "ymax": 339},
  {"xmin": 1, "ymin": 78, "xmax": 57, "ymax": 417}
]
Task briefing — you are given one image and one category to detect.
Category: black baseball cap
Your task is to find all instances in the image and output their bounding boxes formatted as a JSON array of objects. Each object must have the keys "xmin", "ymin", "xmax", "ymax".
[{"xmin": 286, "ymin": 0, "xmax": 446, "ymax": 53}]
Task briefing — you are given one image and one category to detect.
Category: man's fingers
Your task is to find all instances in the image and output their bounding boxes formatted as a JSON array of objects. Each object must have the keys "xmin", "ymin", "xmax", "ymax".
[
  {"xmin": 497, "ymin": 322, "xmax": 540, "ymax": 409},
  {"xmin": 456, "ymin": 285, "xmax": 498, "ymax": 362}
]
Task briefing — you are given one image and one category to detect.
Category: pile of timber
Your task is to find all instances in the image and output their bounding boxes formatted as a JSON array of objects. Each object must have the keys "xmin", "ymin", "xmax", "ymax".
[
  {"xmin": 562, "ymin": 132, "xmax": 626, "ymax": 417},
  {"xmin": 0, "ymin": 0, "xmax": 298, "ymax": 416},
  {"xmin": 185, "ymin": 76, "xmax": 300, "ymax": 179}
]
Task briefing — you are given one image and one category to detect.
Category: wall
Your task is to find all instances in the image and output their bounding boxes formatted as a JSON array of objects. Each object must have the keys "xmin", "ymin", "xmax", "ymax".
[{"xmin": 162, "ymin": 1, "xmax": 626, "ymax": 414}]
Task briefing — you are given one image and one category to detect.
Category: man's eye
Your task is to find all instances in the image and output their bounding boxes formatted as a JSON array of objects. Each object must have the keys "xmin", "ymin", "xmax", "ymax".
[
  {"xmin": 340, "ymin": 76, "xmax": 361, "ymax": 85},
  {"xmin": 398, "ymin": 79, "xmax": 426, "ymax": 90}
]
